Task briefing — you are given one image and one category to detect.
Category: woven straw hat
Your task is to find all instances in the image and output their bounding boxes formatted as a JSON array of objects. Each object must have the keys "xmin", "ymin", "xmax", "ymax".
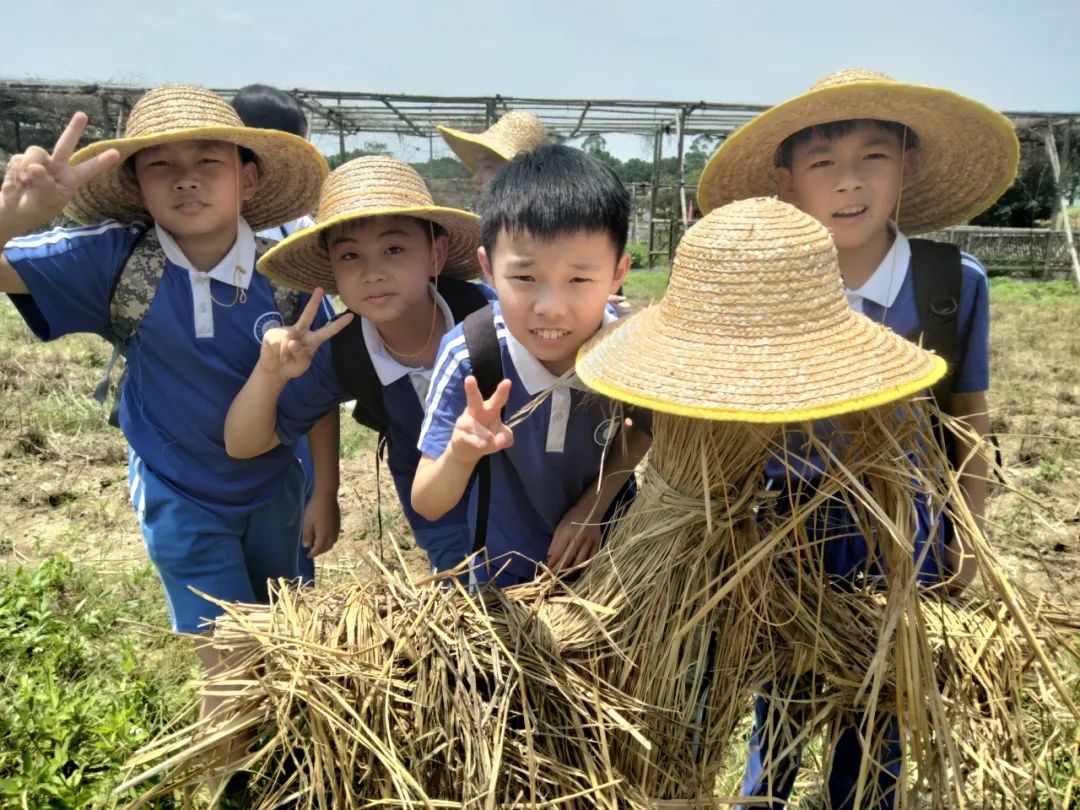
[
  {"xmin": 577, "ymin": 198, "xmax": 946, "ymax": 423},
  {"xmin": 65, "ymin": 85, "xmax": 328, "ymax": 231},
  {"xmin": 696, "ymin": 69, "xmax": 1019, "ymax": 235},
  {"xmin": 257, "ymin": 156, "xmax": 480, "ymax": 293},
  {"xmin": 437, "ymin": 111, "xmax": 549, "ymax": 171}
]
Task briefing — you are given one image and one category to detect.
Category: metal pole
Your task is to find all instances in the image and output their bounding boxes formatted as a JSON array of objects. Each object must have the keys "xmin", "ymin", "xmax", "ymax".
[
  {"xmin": 1046, "ymin": 122, "xmax": 1080, "ymax": 286},
  {"xmin": 648, "ymin": 128, "xmax": 663, "ymax": 265},
  {"xmin": 675, "ymin": 108, "xmax": 688, "ymax": 229}
]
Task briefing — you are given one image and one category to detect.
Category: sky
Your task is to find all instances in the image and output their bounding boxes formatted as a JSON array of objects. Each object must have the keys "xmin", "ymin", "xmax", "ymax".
[{"xmin": 4, "ymin": 0, "xmax": 1077, "ymax": 160}]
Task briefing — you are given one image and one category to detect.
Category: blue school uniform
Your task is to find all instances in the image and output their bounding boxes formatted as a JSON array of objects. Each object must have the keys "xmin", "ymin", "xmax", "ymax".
[
  {"xmin": 742, "ymin": 231, "xmax": 990, "ymax": 809},
  {"xmin": 4, "ymin": 218, "xmax": 330, "ymax": 632},
  {"xmin": 418, "ymin": 303, "xmax": 636, "ymax": 587},
  {"xmin": 275, "ymin": 285, "xmax": 479, "ymax": 573}
]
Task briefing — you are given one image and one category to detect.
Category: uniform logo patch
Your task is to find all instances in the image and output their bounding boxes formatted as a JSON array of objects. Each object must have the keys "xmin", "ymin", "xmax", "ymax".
[
  {"xmin": 593, "ymin": 417, "xmax": 620, "ymax": 447},
  {"xmin": 253, "ymin": 311, "xmax": 284, "ymax": 344}
]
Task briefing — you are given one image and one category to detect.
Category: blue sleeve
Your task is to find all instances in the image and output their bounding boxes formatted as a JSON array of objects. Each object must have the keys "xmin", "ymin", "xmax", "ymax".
[
  {"xmin": 275, "ymin": 340, "xmax": 348, "ymax": 446},
  {"xmin": 953, "ymin": 254, "xmax": 990, "ymax": 394},
  {"xmin": 3, "ymin": 221, "xmax": 142, "ymax": 340},
  {"xmin": 418, "ymin": 326, "xmax": 472, "ymax": 459}
]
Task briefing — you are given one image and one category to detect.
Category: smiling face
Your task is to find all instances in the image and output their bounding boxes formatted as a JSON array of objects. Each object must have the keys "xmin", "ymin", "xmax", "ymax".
[
  {"xmin": 778, "ymin": 121, "xmax": 917, "ymax": 255},
  {"xmin": 327, "ymin": 215, "xmax": 447, "ymax": 324},
  {"xmin": 133, "ymin": 139, "xmax": 257, "ymax": 239},
  {"xmin": 480, "ymin": 227, "xmax": 629, "ymax": 376}
]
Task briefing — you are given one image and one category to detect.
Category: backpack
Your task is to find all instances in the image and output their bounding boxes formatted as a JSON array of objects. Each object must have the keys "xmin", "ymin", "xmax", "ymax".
[
  {"xmin": 330, "ymin": 285, "xmax": 499, "ymax": 554},
  {"xmin": 908, "ymin": 238, "xmax": 1001, "ymax": 474},
  {"xmin": 92, "ymin": 225, "xmax": 301, "ymax": 426}
]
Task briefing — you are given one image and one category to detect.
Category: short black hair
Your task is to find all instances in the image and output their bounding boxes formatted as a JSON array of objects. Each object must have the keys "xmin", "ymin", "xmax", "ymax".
[
  {"xmin": 231, "ymin": 84, "xmax": 308, "ymax": 138},
  {"xmin": 124, "ymin": 142, "xmax": 257, "ymax": 181},
  {"xmin": 319, "ymin": 215, "xmax": 446, "ymax": 251},
  {"xmin": 478, "ymin": 144, "xmax": 630, "ymax": 259},
  {"xmin": 776, "ymin": 119, "xmax": 920, "ymax": 169}
]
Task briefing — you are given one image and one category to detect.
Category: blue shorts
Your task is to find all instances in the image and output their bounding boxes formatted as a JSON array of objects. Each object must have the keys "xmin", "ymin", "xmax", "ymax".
[{"xmin": 128, "ymin": 449, "xmax": 304, "ymax": 634}]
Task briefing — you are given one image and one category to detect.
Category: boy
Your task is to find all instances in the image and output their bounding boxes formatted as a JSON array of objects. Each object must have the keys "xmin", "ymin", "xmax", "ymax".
[
  {"xmin": 437, "ymin": 110, "xmax": 549, "ymax": 202},
  {"xmin": 0, "ymin": 85, "xmax": 331, "ymax": 720},
  {"xmin": 231, "ymin": 82, "xmax": 337, "ymax": 584},
  {"xmin": 696, "ymin": 70, "xmax": 1020, "ymax": 808},
  {"xmin": 412, "ymin": 145, "xmax": 650, "ymax": 587},
  {"xmin": 226, "ymin": 156, "xmax": 487, "ymax": 573}
]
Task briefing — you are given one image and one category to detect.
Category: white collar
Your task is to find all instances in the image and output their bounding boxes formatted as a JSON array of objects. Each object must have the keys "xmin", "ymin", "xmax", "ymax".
[
  {"xmin": 361, "ymin": 284, "xmax": 454, "ymax": 386},
  {"xmin": 846, "ymin": 223, "xmax": 910, "ymax": 309},
  {"xmin": 505, "ymin": 306, "xmax": 619, "ymax": 396},
  {"xmin": 156, "ymin": 217, "xmax": 255, "ymax": 291}
]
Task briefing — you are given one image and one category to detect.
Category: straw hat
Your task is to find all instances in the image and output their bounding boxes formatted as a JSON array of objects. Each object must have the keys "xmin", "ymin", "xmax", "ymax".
[
  {"xmin": 437, "ymin": 111, "xmax": 549, "ymax": 171},
  {"xmin": 577, "ymin": 198, "xmax": 946, "ymax": 423},
  {"xmin": 257, "ymin": 156, "xmax": 481, "ymax": 293},
  {"xmin": 65, "ymin": 84, "xmax": 328, "ymax": 231},
  {"xmin": 696, "ymin": 69, "xmax": 1019, "ymax": 234}
]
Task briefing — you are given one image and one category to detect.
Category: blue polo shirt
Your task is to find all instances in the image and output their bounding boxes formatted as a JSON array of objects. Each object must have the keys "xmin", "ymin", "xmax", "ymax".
[
  {"xmin": 419, "ymin": 303, "xmax": 634, "ymax": 586},
  {"xmin": 4, "ymin": 218, "xmax": 330, "ymax": 518},
  {"xmin": 275, "ymin": 286, "xmax": 478, "ymax": 546},
  {"xmin": 846, "ymin": 230, "xmax": 989, "ymax": 394}
]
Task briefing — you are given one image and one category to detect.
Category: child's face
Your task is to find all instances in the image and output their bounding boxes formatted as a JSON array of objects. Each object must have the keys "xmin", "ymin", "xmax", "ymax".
[
  {"xmin": 472, "ymin": 153, "xmax": 506, "ymax": 201},
  {"xmin": 134, "ymin": 140, "xmax": 257, "ymax": 239},
  {"xmin": 328, "ymin": 215, "xmax": 446, "ymax": 323},
  {"xmin": 480, "ymin": 228, "xmax": 629, "ymax": 375},
  {"xmin": 778, "ymin": 122, "xmax": 917, "ymax": 253}
]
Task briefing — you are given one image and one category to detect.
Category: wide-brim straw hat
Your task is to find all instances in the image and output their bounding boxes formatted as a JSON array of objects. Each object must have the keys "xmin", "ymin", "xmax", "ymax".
[
  {"xmin": 65, "ymin": 84, "xmax": 328, "ymax": 232},
  {"xmin": 696, "ymin": 69, "xmax": 1019, "ymax": 235},
  {"xmin": 437, "ymin": 111, "xmax": 549, "ymax": 171},
  {"xmin": 577, "ymin": 197, "xmax": 946, "ymax": 423},
  {"xmin": 257, "ymin": 156, "xmax": 481, "ymax": 293}
]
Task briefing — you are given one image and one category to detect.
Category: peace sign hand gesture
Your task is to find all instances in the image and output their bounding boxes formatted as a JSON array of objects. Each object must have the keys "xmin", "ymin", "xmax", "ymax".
[
  {"xmin": 1, "ymin": 113, "xmax": 121, "ymax": 234},
  {"xmin": 449, "ymin": 376, "xmax": 514, "ymax": 465},
  {"xmin": 259, "ymin": 288, "xmax": 354, "ymax": 381}
]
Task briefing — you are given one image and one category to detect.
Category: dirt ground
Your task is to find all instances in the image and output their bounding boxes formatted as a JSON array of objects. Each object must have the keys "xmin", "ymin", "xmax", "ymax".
[{"xmin": 0, "ymin": 281, "xmax": 1078, "ymax": 603}]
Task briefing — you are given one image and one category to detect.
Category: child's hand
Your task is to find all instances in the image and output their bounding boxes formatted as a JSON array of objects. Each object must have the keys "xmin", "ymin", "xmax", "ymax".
[
  {"xmin": 0, "ymin": 113, "xmax": 121, "ymax": 234},
  {"xmin": 548, "ymin": 498, "xmax": 603, "ymax": 574},
  {"xmin": 259, "ymin": 288, "xmax": 353, "ymax": 381},
  {"xmin": 449, "ymin": 376, "xmax": 513, "ymax": 465}
]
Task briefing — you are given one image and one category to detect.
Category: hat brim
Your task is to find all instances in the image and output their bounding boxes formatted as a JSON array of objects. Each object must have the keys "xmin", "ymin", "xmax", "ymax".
[
  {"xmin": 436, "ymin": 125, "xmax": 512, "ymax": 172},
  {"xmin": 64, "ymin": 127, "xmax": 328, "ymax": 232},
  {"xmin": 576, "ymin": 306, "xmax": 947, "ymax": 423},
  {"xmin": 257, "ymin": 205, "xmax": 481, "ymax": 294},
  {"xmin": 697, "ymin": 81, "xmax": 1019, "ymax": 235}
]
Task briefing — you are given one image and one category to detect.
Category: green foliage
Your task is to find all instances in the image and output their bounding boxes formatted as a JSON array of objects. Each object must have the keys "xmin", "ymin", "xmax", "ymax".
[
  {"xmin": 989, "ymin": 278, "xmax": 1079, "ymax": 303},
  {"xmin": 626, "ymin": 242, "xmax": 649, "ymax": 269},
  {"xmin": 622, "ymin": 269, "xmax": 670, "ymax": 302},
  {"xmin": 0, "ymin": 555, "xmax": 196, "ymax": 807}
]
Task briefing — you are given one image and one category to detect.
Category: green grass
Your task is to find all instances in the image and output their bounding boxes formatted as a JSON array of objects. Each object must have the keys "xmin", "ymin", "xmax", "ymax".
[
  {"xmin": 0, "ymin": 555, "xmax": 198, "ymax": 808},
  {"xmin": 623, "ymin": 268, "xmax": 670, "ymax": 303}
]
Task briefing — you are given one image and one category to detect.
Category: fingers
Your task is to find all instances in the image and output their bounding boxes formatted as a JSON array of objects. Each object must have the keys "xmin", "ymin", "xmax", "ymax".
[
  {"xmin": 485, "ymin": 379, "xmax": 512, "ymax": 413},
  {"xmin": 310, "ymin": 310, "xmax": 354, "ymax": 347},
  {"xmin": 293, "ymin": 287, "xmax": 324, "ymax": 332},
  {"xmin": 462, "ymin": 375, "xmax": 485, "ymax": 414},
  {"xmin": 51, "ymin": 112, "xmax": 89, "ymax": 165},
  {"xmin": 67, "ymin": 148, "xmax": 121, "ymax": 187}
]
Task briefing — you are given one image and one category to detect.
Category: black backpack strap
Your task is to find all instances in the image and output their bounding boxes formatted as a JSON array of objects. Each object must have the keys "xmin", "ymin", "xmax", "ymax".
[
  {"xmin": 329, "ymin": 313, "xmax": 389, "ymax": 437},
  {"xmin": 438, "ymin": 277, "xmax": 491, "ymax": 324},
  {"xmin": 461, "ymin": 304, "xmax": 503, "ymax": 555},
  {"xmin": 909, "ymin": 238, "xmax": 962, "ymax": 413}
]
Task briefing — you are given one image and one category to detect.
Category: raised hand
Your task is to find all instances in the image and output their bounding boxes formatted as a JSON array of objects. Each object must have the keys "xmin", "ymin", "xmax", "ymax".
[
  {"xmin": 259, "ymin": 288, "xmax": 354, "ymax": 380},
  {"xmin": 449, "ymin": 376, "xmax": 514, "ymax": 464},
  {"xmin": 1, "ymin": 113, "xmax": 121, "ymax": 233}
]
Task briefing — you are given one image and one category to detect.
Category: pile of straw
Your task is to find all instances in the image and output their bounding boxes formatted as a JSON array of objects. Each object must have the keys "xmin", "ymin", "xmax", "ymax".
[{"xmin": 118, "ymin": 400, "xmax": 1079, "ymax": 809}]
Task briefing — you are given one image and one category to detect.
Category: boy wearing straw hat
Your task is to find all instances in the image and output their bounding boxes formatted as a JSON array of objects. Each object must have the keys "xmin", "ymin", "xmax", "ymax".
[
  {"xmin": 696, "ymin": 71, "xmax": 1019, "ymax": 808},
  {"xmin": 0, "ymin": 87, "xmax": 337, "ymax": 684},
  {"xmin": 438, "ymin": 110, "xmax": 549, "ymax": 202},
  {"xmin": 225, "ymin": 155, "xmax": 489, "ymax": 574},
  {"xmin": 412, "ymin": 145, "xmax": 650, "ymax": 587},
  {"xmin": 232, "ymin": 82, "xmax": 337, "ymax": 586}
]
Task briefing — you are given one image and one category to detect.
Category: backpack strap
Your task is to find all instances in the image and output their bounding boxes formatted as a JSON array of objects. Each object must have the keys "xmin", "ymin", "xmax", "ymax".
[
  {"xmin": 908, "ymin": 238, "xmax": 962, "ymax": 413},
  {"xmin": 330, "ymin": 314, "xmax": 390, "ymax": 436},
  {"xmin": 461, "ymin": 304, "xmax": 503, "ymax": 555},
  {"xmin": 438, "ymin": 277, "xmax": 491, "ymax": 323}
]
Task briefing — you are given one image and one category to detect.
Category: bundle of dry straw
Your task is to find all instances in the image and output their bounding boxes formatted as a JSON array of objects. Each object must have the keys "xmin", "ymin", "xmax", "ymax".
[{"xmin": 117, "ymin": 403, "xmax": 1078, "ymax": 809}]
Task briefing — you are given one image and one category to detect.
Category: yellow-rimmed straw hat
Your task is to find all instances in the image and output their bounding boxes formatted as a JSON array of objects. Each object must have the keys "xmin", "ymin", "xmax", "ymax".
[
  {"xmin": 437, "ymin": 111, "xmax": 549, "ymax": 171},
  {"xmin": 577, "ymin": 197, "xmax": 946, "ymax": 423},
  {"xmin": 257, "ymin": 156, "xmax": 480, "ymax": 293},
  {"xmin": 696, "ymin": 69, "xmax": 1019, "ymax": 234},
  {"xmin": 64, "ymin": 84, "xmax": 328, "ymax": 232}
]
